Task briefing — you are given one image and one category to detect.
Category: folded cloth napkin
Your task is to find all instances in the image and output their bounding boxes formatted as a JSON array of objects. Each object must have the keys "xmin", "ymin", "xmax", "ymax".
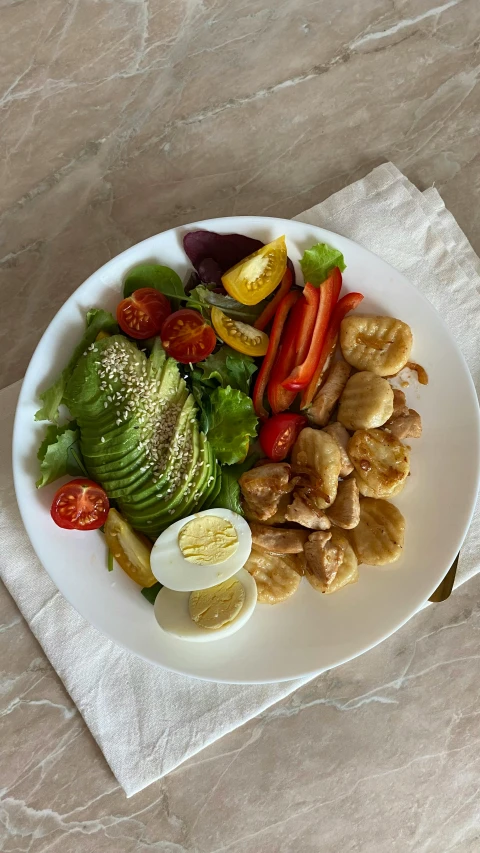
[{"xmin": 1, "ymin": 163, "xmax": 479, "ymax": 796}]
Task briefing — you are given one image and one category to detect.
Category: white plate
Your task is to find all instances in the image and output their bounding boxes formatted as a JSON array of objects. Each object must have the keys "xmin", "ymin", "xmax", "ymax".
[{"xmin": 13, "ymin": 217, "xmax": 480, "ymax": 683}]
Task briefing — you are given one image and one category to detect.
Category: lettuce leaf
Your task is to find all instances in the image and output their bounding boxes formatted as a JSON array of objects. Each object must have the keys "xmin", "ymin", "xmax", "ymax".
[
  {"xmin": 187, "ymin": 285, "xmax": 266, "ymax": 324},
  {"xmin": 205, "ymin": 386, "xmax": 258, "ymax": 465},
  {"xmin": 123, "ymin": 264, "xmax": 184, "ymax": 303},
  {"xmin": 197, "ymin": 346, "xmax": 257, "ymax": 395},
  {"xmin": 36, "ymin": 421, "xmax": 88, "ymax": 487},
  {"xmin": 213, "ymin": 450, "xmax": 263, "ymax": 514},
  {"xmin": 300, "ymin": 242, "xmax": 346, "ymax": 285},
  {"xmin": 35, "ymin": 309, "xmax": 118, "ymax": 423}
]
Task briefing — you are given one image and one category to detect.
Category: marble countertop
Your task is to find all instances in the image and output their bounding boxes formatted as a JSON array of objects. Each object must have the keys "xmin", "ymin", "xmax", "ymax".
[{"xmin": 1, "ymin": 0, "xmax": 479, "ymax": 849}]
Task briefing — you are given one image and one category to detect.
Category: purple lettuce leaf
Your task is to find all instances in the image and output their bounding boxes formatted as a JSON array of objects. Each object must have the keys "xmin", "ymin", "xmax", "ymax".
[{"xmin": 183, "ymin": 229, "xmax": 296, "ymax": 287}]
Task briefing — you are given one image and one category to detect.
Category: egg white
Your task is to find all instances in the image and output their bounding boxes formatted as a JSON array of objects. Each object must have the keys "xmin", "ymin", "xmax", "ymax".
[
  {"xmin": 153, "ymin": 569, "xmax": 257, "ymax": 642},
  {"xmin": 150, "ymin": 508, "xmax": 252, "ymax": 591}
]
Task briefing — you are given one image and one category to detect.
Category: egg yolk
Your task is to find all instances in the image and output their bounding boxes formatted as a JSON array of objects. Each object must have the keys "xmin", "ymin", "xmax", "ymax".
[
  {"xmin": 189, "ymin": 578, "xmax": 245, "ymax": 630},
  {"xmin": 178, "ymin": 515, "xmax": 238, "ymax": 565}
]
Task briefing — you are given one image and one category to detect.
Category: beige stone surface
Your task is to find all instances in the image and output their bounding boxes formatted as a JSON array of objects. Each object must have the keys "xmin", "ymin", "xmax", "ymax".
[{"xmin": 1, "ymin": 0, "xmax": 480, "ymax": 849}]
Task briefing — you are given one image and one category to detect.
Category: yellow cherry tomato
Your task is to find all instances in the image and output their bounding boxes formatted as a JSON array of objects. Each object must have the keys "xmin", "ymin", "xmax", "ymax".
[
  {"xmin": 104, "ymin": 508, "xmax": 157, "ymax": 587},
  {"xmin": 221, "ymin": 236, "xmax": 287, "ymax": 305},
  {"xmin": 211, "ymin": 307, "xmax": 269, "ymax": 356}
]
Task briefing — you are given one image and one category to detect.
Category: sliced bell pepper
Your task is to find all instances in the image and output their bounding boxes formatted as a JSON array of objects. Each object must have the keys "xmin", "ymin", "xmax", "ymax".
[
  {"xmin": 254, "ymin": 268, "xmax": 293, "ymax": 331},
  {"xmin": 267, "ymin": 296, "xmax": 306, "ymax": 413},
  {"xmin": 300, "ymin": 291, "xmax": 364, "ymax": 408},
  {"xmin": 281, "ymin": 267, "xmax": 342, "ymax": 392},
  {"xmin": 252, "ymin": 290, "xmax": 300, "ymax": 420}
]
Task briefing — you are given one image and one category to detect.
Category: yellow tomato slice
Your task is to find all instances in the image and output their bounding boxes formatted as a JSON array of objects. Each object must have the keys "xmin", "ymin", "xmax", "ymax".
[
  {"xmin": 221, "ymin": 236, "xmax": 287, "ymax": 305},
  {"xmin": 104, "ymin": 508, "xmax": 157, "ymax": 587},
  {"xmin": 211, "ymin": 307, "xmax": 269, "ymax": 356}
]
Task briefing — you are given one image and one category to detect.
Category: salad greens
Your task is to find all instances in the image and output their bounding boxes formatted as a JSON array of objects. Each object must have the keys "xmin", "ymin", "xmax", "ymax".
[
  {"xmin": 123, "ymin": 264, "xmax": 184, "ymax": 303},
  {"xmin": 35, "ymin": 309, "xmax": 118, "ymax": 423},
  {"xmin": 300, "ymin": 242, "xmax": 346, "ymax": 285},
  {"xmin": 36, "ymin": 421, "xmax": 87, "ymax": 487},
  {"xmin": 196, "ymin": 345, "xmax": 257, "ymax": 396},
  {"xmin": 205, "ymin": 386, "xmax": 258, "ymax": 465},
  {"xmin": 213, "ymin": 450, "xmax": 262, "ymax": 514},
  {"xmin": 141, "ymin": 581, "xmax": 163, "ymax": 605},
  {"xmin": 187, "ymin": 285, "xmax": 266, "ymax": 325}
]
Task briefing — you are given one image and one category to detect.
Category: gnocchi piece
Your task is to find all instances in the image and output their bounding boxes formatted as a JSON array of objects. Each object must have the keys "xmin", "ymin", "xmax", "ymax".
[
  {"xmin": 338, "ymin": 371, "xmax": 394, "ymax": 431},
  {"xmin": 348, "ymin": 428, "xmax": 410, "ymax": 498},
  {"xmin": 244, "ymin": 546, "xmax": 302, "ymax": 604},
  {"xmin": 340, "ymin": 315, "xmax": 412, "ymax": 376},
  {"xmin": 305, "ymin": 529, "xmax": 359, "ymax": 594},
  {"xmin": 349, "ymin": 498, "xmax": 405, "ymax": 565},
  {"xmin": 291, "ymin": 427, "xmax": 341, "ymax": 509}
]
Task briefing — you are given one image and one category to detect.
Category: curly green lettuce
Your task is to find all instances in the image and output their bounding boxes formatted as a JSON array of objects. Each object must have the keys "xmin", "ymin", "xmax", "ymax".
[
  {"xmin": 36, "ymin": 421, "xmax": 87, "ymax": 487},
  {"xmin": 300, "ymin": 242, "xmax": 346, "ymax": 285},
  {"xmin": 205, "ymin": 386, "xmax": 258, "ymax": 465}
]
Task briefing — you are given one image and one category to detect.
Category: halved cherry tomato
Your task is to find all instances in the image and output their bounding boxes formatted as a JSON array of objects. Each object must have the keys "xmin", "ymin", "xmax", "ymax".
[
  {"xmin": 104, "ymin": 508, "xmax": 156, "ymax": 587},
  {"xmin": 211, "ymin": 307, "xmax": 269, "ymax": 356},
  {"xmin": 259, "ymin": 414, "xmax": 307, "ymax": 462},
  {"xmin": 161, "ymin": 308, "xmax": 216, "ymax": 363},
  {"xmin": 222, "ymin": 236, "xmax": 287, "ymax": 306},
  {"xmin": 116, "ymin": 287, "xmax": 171, "ymax": 340},
  {"xmin": 50, "ymin": 479, "xmax": 109, "ymax": 531}
]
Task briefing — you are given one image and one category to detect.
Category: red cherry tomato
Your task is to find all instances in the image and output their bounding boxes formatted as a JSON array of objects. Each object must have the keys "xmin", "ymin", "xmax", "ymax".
[
  {"xmin": 51, "ymin": 479, "xmax": 109, "ymax": 531},
  {"xmin": 117, "ymin": 287, "xmax": 171, "ymax": 339},
  {"xmin": 161, "ymin": 309, "xmax": 216, "ymax": 364},
  {"xmin": 259, "ymin": 413, "xmax": 307, "ymax": 462}
]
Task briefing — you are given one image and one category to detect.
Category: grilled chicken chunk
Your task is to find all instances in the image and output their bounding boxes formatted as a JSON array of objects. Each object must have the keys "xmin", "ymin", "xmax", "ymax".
[
  {"xmin": 308, "ymin": 361, "xmax": 352, "ymax": 427},
  {"xmin": 284, "ymin": 491, "xmax": 331, "ymax": 530},
  {"xmin": 249, "ymin": 523, "xmax": 309, "ymax": 554},
  {"xmin": 304, "ymin": 530, "xmax": 341, "ymax": 587},
  {"xmin": 323, "ymin": 422, "xmax": 353, "ymax": 477},
  {"xmin": 239, "ymin": 463, "xmax": 292, "ymax": 521},
  {"xmin": 385, "ymin": 408, "xmax": 422, "ymax": 440},
  {"xmin": 326, "ymin": 477, "xmax": 360, "ymax": 529},
  {"xmin": 391, "ymin": 389, "xmax": 409, "ymax": 418}
]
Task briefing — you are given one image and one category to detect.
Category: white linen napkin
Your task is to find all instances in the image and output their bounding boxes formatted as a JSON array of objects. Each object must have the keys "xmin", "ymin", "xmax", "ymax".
[{"xmin": 1, "ymin": 162, "xmax": 479, "ymax": 796}]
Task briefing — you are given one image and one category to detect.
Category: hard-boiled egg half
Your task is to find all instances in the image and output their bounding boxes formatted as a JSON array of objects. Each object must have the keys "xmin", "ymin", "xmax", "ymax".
[
  {"xmin": 150, "ymin": 508, "xmax": 252, "ymax": 592},
  {"xmin": 154, "ymin": 569, "xmax": 257, "ymax": 642}
]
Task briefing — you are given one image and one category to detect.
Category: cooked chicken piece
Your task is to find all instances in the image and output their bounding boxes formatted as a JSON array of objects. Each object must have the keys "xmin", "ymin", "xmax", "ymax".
[
  {"xmin": 291, "ymin": 428, "xmax": 341, "ymax": 509},
  {"xmin": 348, "ymin": 428, "xmax": 410, "ymax": 498},
  {"xmin": 239, "ymin": 463, "xmax": 292, "ymax": 521},
  {"xmin": 391, "ymin": 389, "xmax": 409, "ymax": 419},
  {"xmin": 308, "ymin": 361, "xmax": 352, "ymax": 427},
  {"xmin": 350, "ymin": 498, "xmax": 405, "ymax": 565},
  {"xmin": 304, "ymin": 529, "xmax": 358, "ymax": 593},
  {"xmin": 338, "ymin": 371, "xmax": 394, "ymax": 430},
  {"xmin": 385, "ymin": 408, "xmax": 422, "ymax": 440},
  {"xmin": 326, "ymin": 477, "xmax": 360, "ymax": 529},
  {"xmin": 323, "ymin": 422, "xmax": 354, "ymax": 477},
  {"xmin": 249, "ymin": 523, "xmax": 309, "ymax": 554},
  {"xmin": 242, "ymin": 492, "xmax": 291, "ymax": 525},
  {"xmin": 340, "ymin": 315, "xmax": 412, "ymax": 376},
  {"xmin": 284, "ymin": 491, "xmax": 331, "ymax": 530}
]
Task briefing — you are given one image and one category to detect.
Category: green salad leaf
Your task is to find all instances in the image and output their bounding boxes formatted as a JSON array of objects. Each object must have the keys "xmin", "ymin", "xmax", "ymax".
[
  {"xmin": 35, "ymin": 308, "xmax": 118, "ymax": 423},
  {"xmin": 214, "ymin": 450, "xmax": 263, "ymax": 514},
  {"xmin": 123, "ymin": 264, "xmax": 185, "ymax": 302},
  {"xmin": 197, "ymin": 346, "xmax": 257, "ymax": 395},
  {"xmin": 300, "ymin": 242, "xmax": 346, "ymax": 285},
  {"xmin": 187, "ymin": 285, "xmax": 266, "ymax": 324},
  {"xmin": 36, "ymin": 421, "xmax": 88, "ymax": 487},
  {"xmin": 141, "ymin": 582, "xmax": 163, "ymax": 605},
  {"xmin": 206, "ymin": 386, "xmax": 258, "ymax": 465}
]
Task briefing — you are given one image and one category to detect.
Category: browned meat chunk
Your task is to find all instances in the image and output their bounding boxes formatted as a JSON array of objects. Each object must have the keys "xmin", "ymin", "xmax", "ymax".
[
  {"xmin": 239, "ymin": 463, "xmax": 292, "ymax": 521},
  {"xmin": 392, "ymin": 389, "xmax": 409, "ymax": 418},
  {"xmin": 323, "ymin": 422, "xmax": 354, "ymax": 477},
  {"xmin": 284, "ymin": 491, "xmax": 331, "ymax": 530},
  {"xmin": 304, "ymin": 531, "xmax": 342, "ymax": 587},
  {"xmin": 326, "ymin": 478, "xmax": 360, "ymax": 529},
  {"xmin": 249, "ymin": 523, "xmax": 309, "ymax": 554},
  {"xmin": 385, "ymin": 408, "xmax": 422, "ymax": 440},
  {"xmin": 243, "ymin": 492, "xmax": 291, "ymax": 525},
  {"xmin": 308, "ymin": 361, "xmax": 352, "ymax": 427}
]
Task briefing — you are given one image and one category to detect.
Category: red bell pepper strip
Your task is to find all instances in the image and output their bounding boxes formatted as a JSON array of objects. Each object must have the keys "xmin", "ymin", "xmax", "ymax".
[
  {"xmin": 281, "ymin": 268, "xmax": 342, "ymax": 392},
  {"xmin": 267, "ymin": 296, "xmax": 306, "ymax": 413},
  {"xmin": 300, "ymin": 291, "xmax": 364, "ymax": 408},
  {"xmin": 252, "ymin": 290, "xmax": 300, "ymax": 420},
  {"xmin": 254, "ymin": 268, "xmax": 293, "ymax": 331}
]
